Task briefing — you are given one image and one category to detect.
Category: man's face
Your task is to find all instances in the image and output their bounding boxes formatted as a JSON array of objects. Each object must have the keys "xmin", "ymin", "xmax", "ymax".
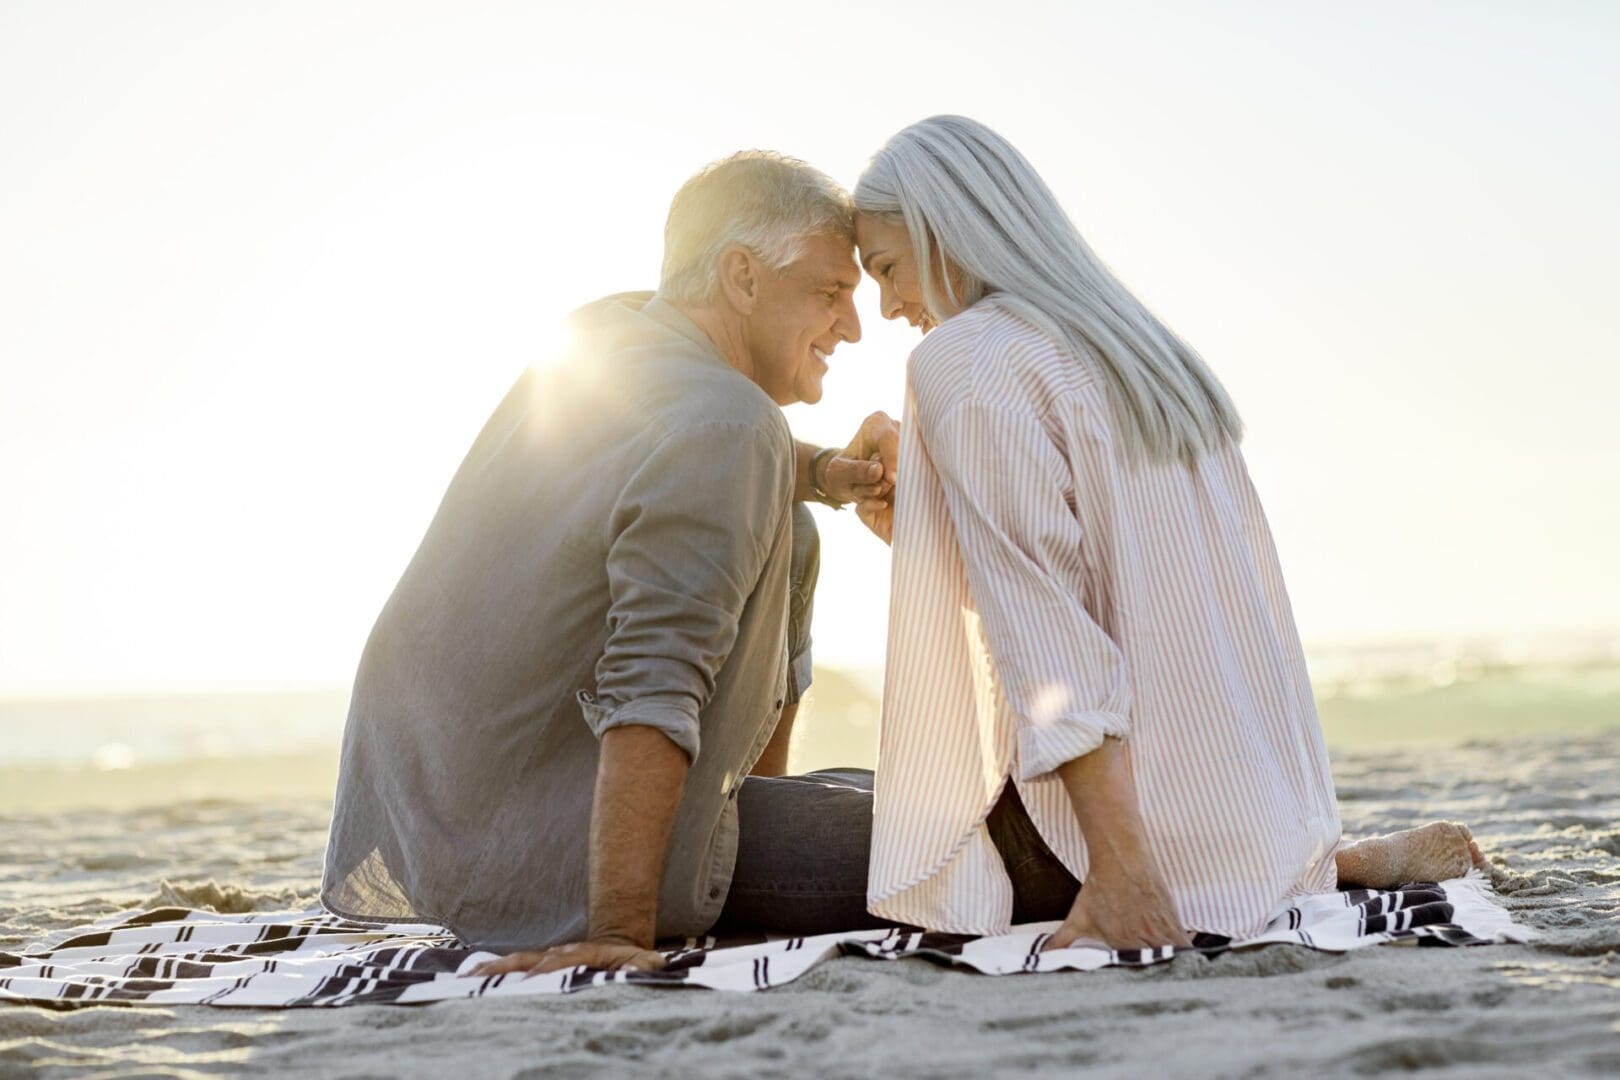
[{"xmin": 743, "ymin": 232, "xmax": 862, "ymax": 405}]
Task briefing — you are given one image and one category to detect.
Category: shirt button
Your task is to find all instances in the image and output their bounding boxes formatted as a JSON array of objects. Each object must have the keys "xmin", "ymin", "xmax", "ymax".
[
  {"xmin": 774, "ymin": 698, "xmax": 784, "ymax": 711},
  {"xmin": 709, "ymin": 886, "xmax": 722, "ymax": 899}
]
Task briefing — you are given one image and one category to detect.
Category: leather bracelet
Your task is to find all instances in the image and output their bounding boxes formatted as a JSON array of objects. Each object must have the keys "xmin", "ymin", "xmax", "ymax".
[{"xmin": 808, "ymin": 446, "xmax": 846, "ymax": 509}]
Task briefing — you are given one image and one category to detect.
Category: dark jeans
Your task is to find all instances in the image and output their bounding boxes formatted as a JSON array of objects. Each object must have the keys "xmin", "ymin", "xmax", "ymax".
[{"xmin": 714, "ymin": 768, "xmax": 1081, "ymax": 936}]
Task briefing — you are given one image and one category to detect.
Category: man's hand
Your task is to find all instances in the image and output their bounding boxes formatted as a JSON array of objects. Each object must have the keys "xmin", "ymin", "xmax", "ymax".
[
  {"xmin": 834, "ymin": 411, "xmax": 900, "ymax": 544},
  {"xmin": 819, "ymin": 454, "xmax": 888, "ymax": 507},
  {"xmin": 470, "ymin": 724, "xmax": 688, "ymax": 978},
  {"xmin": 469, "ymin": 937, "xmax": 666, "ymax": 978}
]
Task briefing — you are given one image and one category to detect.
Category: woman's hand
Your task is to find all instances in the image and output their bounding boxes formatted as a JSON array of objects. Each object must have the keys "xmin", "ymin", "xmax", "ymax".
[
  {"xmin": 853, "ymin": 454, "xmax": 895, "ymax": 544},
  {"xmin": 1043, "ymin": 847, "xmax": 1190, "ymax": 952},
  {"xmin": 1041, "ymin": 736, "xmax": 1192, "ymax": 952}
]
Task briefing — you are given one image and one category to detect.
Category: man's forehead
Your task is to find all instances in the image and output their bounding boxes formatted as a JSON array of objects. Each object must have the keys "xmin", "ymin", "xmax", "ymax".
[
  {"xmin": 793, "ymin": 233, "xmax": 861, "ymax": 286},
  {"xmin": 823, "ymin": 258, "xmax": 862, "ymax": 289}
]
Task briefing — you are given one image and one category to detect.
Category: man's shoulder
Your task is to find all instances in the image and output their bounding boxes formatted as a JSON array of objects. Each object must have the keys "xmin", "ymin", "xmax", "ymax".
[
  {"xmin": 650, "ymin": 378, "xmax": 791, "ymax": 462},
  {"xmin": 569, "ymin": 293, "xmax": 789, "ymax": 452}
]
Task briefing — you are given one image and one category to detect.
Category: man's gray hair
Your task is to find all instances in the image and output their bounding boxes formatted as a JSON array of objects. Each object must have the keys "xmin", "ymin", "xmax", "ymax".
[{"xmin": 659, "ymin": 151, "xmax": 854, "ymax": 306}]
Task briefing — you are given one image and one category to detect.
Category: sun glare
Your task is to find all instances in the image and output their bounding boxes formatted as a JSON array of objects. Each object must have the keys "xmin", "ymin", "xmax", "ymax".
[{"xmin": 532, "ymin": 314, "xmax": 574, "ymax": 371}]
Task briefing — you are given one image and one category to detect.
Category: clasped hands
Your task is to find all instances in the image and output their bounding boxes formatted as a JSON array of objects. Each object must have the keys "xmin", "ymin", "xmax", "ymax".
[{"xmin": 818, "ymin": 411, "xmax": 900, "ymax": 544}]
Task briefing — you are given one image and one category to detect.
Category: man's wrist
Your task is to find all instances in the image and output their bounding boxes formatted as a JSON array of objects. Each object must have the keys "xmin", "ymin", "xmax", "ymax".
[
  {"xmin": 808, "ymin": 446, "xmax": 846, "ymax": 509},
  {"xmin": 586, "ymin": 895, "xmax": 659, "ymax": 950},
  {"xmin": 585, "ymin": 927, "xmax": 654, "ymax": 950}
]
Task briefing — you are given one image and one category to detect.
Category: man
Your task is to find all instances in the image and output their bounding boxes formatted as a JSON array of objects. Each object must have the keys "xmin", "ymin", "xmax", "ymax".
[{"xmin": 321, "ymin": 151, "xmax": 896, "ymax": 974}]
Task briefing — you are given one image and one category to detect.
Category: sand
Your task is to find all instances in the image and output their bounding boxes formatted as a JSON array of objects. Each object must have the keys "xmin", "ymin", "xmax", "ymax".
[{"xmin": 3, "ymin": 732, "xmax": 1618, "ymax": 1078}]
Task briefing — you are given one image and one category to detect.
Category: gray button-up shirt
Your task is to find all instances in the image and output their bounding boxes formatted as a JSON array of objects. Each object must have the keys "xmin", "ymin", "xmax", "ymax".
[{"xmin": 321, "ymin": 293, "xmax": 793, "ymax": 950}]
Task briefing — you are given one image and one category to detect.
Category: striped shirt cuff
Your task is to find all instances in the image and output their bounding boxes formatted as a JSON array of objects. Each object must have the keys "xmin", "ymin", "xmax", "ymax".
[{"xmin": 1015, "ymin": 712, "xmax": 1129, "ymax": 782}]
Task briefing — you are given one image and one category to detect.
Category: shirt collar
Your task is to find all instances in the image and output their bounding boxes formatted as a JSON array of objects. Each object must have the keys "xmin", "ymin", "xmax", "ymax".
[{"xmin": 643, "ymin": 294, "xmax": 730, "ymax": 369}]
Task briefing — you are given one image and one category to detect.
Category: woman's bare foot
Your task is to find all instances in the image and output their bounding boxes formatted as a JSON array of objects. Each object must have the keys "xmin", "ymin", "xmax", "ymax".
[{"xmin": 1334, "ymin": 821, "xmax": 1487, "ymax": 889}]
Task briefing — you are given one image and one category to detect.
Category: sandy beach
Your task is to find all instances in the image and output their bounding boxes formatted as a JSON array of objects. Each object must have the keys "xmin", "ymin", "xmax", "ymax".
[{"xmin": 3, "ymin": 694, "xmax": 1617, "ymax": 1078}]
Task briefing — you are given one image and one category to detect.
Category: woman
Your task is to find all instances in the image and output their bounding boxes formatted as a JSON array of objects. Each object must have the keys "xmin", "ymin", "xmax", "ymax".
[{"xmin": 853, "ymin": 116, "xmax": 1480, "ymax": 950}]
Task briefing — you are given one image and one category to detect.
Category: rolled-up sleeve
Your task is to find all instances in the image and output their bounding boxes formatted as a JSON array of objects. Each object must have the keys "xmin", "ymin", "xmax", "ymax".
[
  {"xmin": 584, "ymin": 418, "xmax": 790, "ymax": 762},
  {"xmin": 927, "ymin": 398, "xmax": 1131, "ymax": 781}
]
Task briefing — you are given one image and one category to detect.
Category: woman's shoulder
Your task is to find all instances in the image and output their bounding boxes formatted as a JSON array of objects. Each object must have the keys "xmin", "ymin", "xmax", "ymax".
[
  {"xmin": 910, "ymin": 298, "xmax": 1042, "ymax": 360},
  {"xmin": 908, "ymin": 297, "xmax": 1095, "ymax": 419}
]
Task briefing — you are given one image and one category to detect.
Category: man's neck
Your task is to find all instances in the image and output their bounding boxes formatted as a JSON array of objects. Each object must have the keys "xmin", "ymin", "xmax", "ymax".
[{"xmin": 669, "ymin": 299, "xmax": 754, "ymax": 383}]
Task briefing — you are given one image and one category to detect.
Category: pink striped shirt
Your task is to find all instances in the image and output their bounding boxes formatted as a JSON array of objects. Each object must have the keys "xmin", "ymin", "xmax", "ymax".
[{"xmin": 869, "ymin": 299, "xmax": 1342, "ymax": 938}]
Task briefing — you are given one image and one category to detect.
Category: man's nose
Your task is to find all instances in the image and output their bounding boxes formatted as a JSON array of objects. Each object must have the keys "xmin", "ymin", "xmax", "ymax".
[{"xmin": 837, "ymin": 292, "xmax": 861, "ymax": 344}]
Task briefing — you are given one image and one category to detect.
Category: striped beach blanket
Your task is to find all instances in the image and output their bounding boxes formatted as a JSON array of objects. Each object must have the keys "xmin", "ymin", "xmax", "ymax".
[{"xmin": 1, "ymin": 873, "xmax": 1531, "ymax": 1008}]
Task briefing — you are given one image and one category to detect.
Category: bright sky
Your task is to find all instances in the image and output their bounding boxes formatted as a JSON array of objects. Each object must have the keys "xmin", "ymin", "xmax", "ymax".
[{"xmin": 2, "ymin": 1, "xmax": 1616, "ymax": 696}]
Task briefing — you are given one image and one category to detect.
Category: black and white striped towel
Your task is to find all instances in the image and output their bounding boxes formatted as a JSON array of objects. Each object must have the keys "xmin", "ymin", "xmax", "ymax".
[{"xmin": 1, "ymin": 873, "xmax": 1532, "ymax": 1007}]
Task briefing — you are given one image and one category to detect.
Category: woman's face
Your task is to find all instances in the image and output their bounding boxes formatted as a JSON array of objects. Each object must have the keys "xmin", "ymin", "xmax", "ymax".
[{"xmin": 854, "ymin": 212, "xmax": 937, "ymax": 333}]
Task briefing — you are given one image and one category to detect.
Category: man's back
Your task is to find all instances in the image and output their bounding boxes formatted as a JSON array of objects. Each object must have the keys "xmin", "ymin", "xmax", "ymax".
[{"xmin": 322, "ymin": 293, "xmax": 795, "ymax": 949}]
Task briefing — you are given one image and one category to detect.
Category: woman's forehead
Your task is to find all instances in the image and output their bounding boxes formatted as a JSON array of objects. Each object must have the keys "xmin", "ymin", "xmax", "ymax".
[{"xmin": 855, "ymin": 212, "xmax": 909, "ymax": 256}]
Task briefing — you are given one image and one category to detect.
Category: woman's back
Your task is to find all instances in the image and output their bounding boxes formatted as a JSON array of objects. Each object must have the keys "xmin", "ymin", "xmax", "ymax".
[{"xmin": 872, "ymin": 298, "xmax": 1341, "ymax": 938}]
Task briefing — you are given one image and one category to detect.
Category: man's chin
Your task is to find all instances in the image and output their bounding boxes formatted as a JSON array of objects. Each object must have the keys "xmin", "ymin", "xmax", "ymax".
[{"xmin": 796, "ymin": 382, "xmax": 824, "ymax": 406}]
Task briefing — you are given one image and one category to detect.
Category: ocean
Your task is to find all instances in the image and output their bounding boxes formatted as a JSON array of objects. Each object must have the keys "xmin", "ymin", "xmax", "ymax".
[{"xmin": 4, "ymin": 637, "xmax": 1618, "ymax": 806}]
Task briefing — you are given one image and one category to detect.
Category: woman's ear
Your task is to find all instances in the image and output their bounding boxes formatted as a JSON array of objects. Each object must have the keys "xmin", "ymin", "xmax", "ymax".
[{"xmin": 716, "ymin": 244, "xmax": 761, "ymax": 315}]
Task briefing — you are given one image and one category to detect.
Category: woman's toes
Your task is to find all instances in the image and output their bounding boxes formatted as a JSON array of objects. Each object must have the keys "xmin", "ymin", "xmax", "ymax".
[{"xmin": 1436, "ymin": 822, "xmax": 1478, "ymax": 878}]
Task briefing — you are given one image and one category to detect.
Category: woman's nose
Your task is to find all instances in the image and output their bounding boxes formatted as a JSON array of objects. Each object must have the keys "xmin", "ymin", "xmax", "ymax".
[{"xmin": 880, "ymin": 284, "xmax": 903, "ymax": 320}]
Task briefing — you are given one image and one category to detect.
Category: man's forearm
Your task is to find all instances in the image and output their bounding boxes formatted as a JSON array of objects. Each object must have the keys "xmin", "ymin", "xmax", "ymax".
[
  {"xmin": 750, "ymin": 702, "xmax": 798, "ymax": 777},
  {"xmin": 586, "ymin": 725, "xmax": 690, "ymax": 947}
]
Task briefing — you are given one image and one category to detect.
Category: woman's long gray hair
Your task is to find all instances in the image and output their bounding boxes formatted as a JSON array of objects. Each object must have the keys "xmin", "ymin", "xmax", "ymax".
[{"xmin": 854, "ymin": 115, "xmax": 1241, "ymax": 465}]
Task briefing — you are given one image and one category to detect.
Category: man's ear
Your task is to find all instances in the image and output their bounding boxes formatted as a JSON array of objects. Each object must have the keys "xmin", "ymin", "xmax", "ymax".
[{"xmin": 716, "ymin": 245, "xmax": 762, "ymax": 315}]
